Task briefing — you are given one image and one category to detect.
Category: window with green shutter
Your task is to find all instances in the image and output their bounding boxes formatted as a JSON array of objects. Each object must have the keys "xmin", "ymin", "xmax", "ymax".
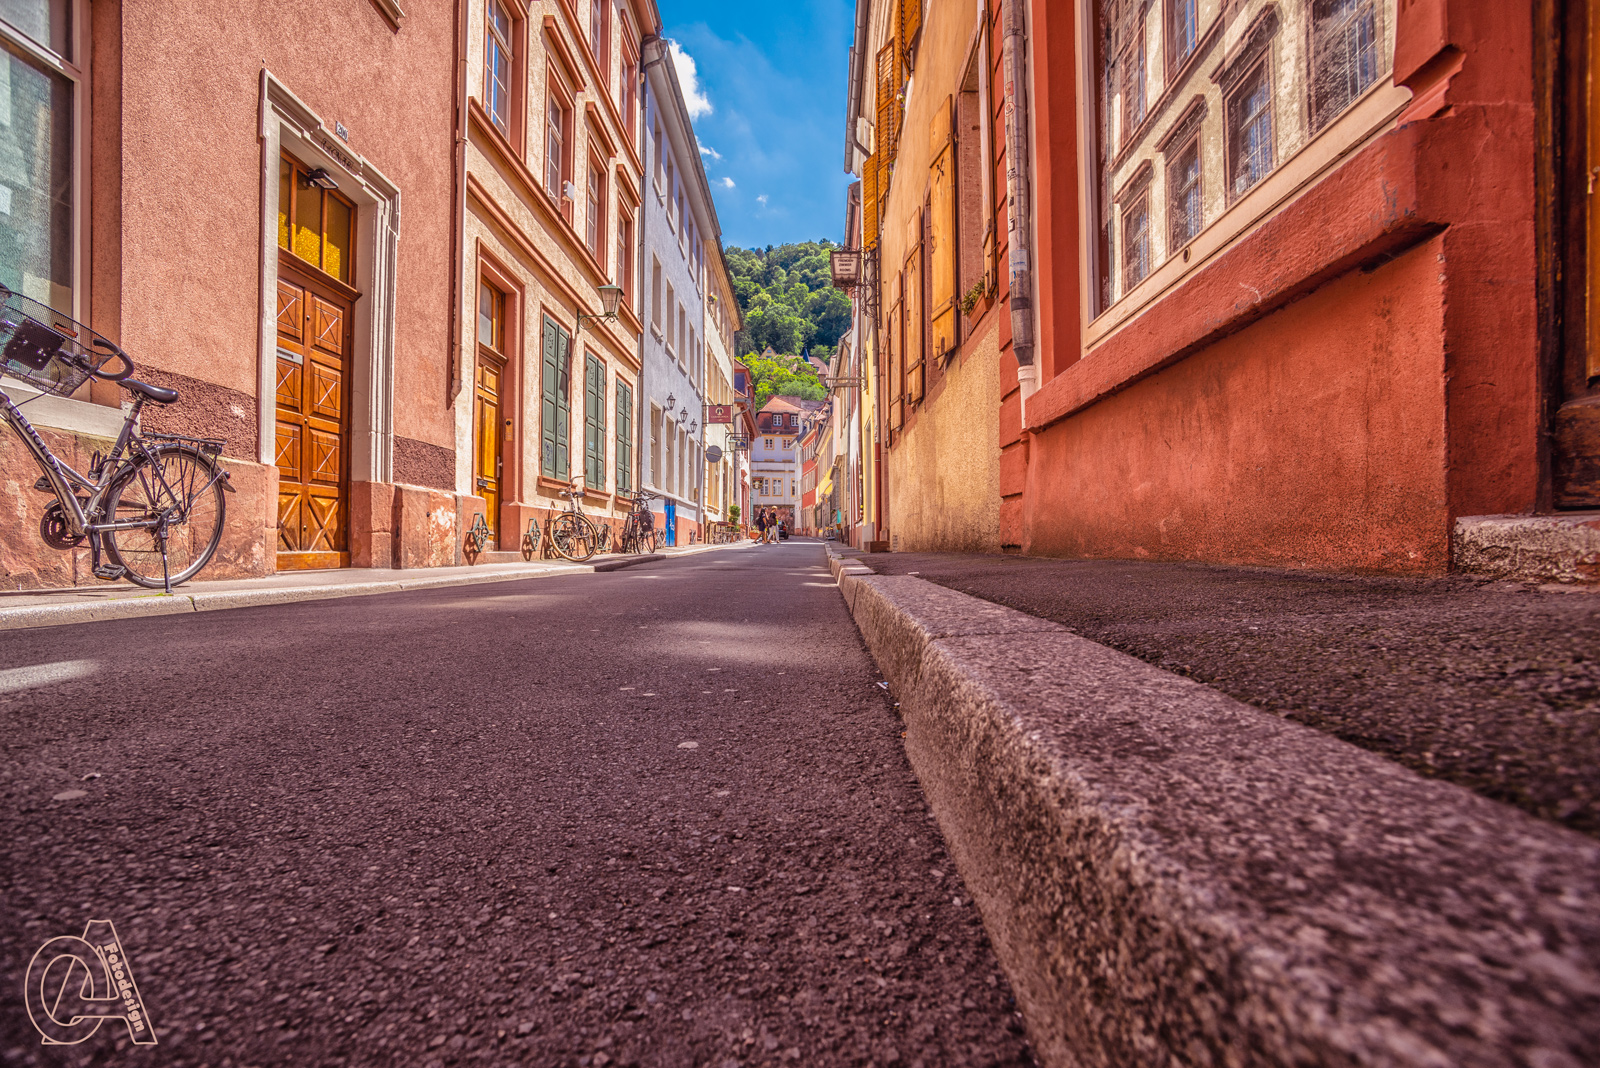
[
  {"xmin": 616, "ymin": 380, "xmax": 634, "ymax": 493},
  {"xmin": 541, "ymin": 316, "xmax": 572, "ymax": 480},
  {"xmin": 584, "ymin": 353, "xmax": 606, "ymax": 490}
]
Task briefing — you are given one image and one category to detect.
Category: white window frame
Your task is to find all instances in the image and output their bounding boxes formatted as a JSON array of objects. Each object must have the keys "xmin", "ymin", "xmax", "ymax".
[{"xmin": 0, "ymin": 0, "xmax": 87, "ymax": 324}]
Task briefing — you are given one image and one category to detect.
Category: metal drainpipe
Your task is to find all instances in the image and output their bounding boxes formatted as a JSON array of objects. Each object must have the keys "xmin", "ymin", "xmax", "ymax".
[
  {"xmin": 999, "ymin": 0, "xmax": 1039, "ymax": 415},
  {"xmin": 636, "ymin": 39, "xmax": 659, "ymax": 505},
  {"xmin": 448, "ymin": 0, "xmax": 470, "ymax": 406},
  {"xmin": 637, "ymin": 35, "xmax": 671, "ymax": 506}
]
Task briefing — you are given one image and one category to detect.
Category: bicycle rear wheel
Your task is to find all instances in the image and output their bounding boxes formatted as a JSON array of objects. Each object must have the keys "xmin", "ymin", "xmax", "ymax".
[
  {"xmin": 103, "ymin": 445, "xmax": 227, "ymax": 588},
  {"xmin": 549, "ymin": 512, "xmax": 599, "ymax": 562}
]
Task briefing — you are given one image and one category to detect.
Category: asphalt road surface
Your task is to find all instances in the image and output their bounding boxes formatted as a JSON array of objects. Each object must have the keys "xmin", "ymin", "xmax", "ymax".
[{"xmin": 0, "ymin": 540, "xmax": 1032, "ymax": 1068}]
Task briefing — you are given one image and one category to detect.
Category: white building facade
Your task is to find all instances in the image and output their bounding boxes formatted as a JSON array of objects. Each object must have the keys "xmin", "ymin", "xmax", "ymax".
[
  {"xmin": 703, "ymin": 242, "xmax": 741, "ymax": 530},
  {"xmin": 639, "ymin": 38, "xmax": 719, "ymax": 545},
  {"xmin": 750, "ymin": 397, "xmax": 805, "ymax": 528}
]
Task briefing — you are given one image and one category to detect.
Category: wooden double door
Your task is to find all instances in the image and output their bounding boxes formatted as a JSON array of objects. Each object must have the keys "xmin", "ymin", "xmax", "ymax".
[
  {"xmin": 275, "ymin": 261, "xmax": 354, "ymax": 569},
  {"xmin": 1551, "ymin": 0, "xmax": 1600, "ymax": 507},
  {"xmin": 474, "ymin": 354, "xmax": 507, "ymax": 543}
]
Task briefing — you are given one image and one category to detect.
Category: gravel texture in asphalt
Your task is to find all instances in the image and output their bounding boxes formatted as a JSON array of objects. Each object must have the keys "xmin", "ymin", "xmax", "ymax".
[
  {"xmin": 858, "ymin": 552, "xmax": 1600, "ymax": 837},
  {"xmin": 0, "ymin": 541, "xmax": 1032, "ymax": 1067}
]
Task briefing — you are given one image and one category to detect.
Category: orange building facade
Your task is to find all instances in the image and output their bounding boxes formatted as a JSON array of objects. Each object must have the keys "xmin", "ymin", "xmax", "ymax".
[
  {"xmin": 0, "ymin": 0, "xmax": 685, "ymax": 590},
  {"xmin": 848, "ymin": 0, "xmax": 1596, "ymax": 575},
  {"xmin": 0, "ymin": 0, "xmax": 462, "ymax": 588}
]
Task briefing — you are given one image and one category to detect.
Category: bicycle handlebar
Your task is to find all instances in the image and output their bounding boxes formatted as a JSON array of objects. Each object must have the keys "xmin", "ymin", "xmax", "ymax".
[{"xmin": 88, "ymin": 338, "xmax": 134, "ymax": 381}]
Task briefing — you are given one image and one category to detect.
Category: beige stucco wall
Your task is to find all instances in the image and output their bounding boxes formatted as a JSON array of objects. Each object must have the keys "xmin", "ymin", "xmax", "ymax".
[
  {"xmin": 887, "ymin": 320, "xmax": 1001, "ymax": 552},
  {"xmin": 461, "ymin": 0, "xmax": 647, "ymax": 519},
  {"xmin": 869, "ymin": 0, "xmax": 1000, "ymax": 552}
]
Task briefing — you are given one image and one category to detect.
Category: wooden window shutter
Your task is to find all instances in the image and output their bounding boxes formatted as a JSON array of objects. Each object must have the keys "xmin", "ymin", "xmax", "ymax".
[
  {"xmin": 928, "ymin": 96, "xmax": 958, "ymax": 358},
  {"xmin": 876, "ymin": 43, "xmax": 900, "ymax": 164},
  {"xmin": 616, "ymin": 380, "xmax": 632, "ymax": 493},
  {"xmin": 863, "ymin": 152, "xmax": 880, "ymax": 250},
  {"xmin": 584, "ymin": 354, "xmax": 603, "ymax": 488},
  {"xmin": 595, "ymin": 360, "xmax": 606, "ymax": 488},
  {"xmin": 541, "ymin": 318, "xmax": 560, "ymax": 478},
  {"xmin": 904, "ymin": 239, "xmax": 924, "ymax": 405},
  {"xmin": 900, "ymin": 0, "xmax": 921, "ymax": 60},
  {"xmin": 554, "ymin": 323, "xmax": 572, "ymax": 479}
]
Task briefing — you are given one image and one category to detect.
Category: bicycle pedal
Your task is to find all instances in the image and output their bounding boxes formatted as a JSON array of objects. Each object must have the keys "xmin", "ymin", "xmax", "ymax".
[
  {"xmin": 33, "ymin": 476, "xmax": 51, "ymax": 492},
  {"xmin": 92, "ymin": 564, "xmax": 127, "ymax": 581}
]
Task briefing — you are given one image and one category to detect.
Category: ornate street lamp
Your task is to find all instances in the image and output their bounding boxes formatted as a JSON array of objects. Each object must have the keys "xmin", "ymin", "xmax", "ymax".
[{"xmin": 576, "ymin": 283, "xmax": 625, "ymax": 334}]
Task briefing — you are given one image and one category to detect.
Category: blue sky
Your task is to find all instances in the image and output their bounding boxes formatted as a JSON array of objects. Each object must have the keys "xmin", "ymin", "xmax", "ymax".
[{"xmin": 657, "ymin": 0, "xmax": 855, "ymax": 251}]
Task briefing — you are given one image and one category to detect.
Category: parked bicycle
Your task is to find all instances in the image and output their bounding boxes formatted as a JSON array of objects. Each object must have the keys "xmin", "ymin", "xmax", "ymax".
[
  {"xmin": 520, "ymin": 480, "xmax": 600, "ymax": 563},
  {"xmin": 618, "ymin": 490, "xmax": 660, "ymax": 554},
  {"xmin": 0, "ymin": 285, "xmax": 232, "ymax": 593}
]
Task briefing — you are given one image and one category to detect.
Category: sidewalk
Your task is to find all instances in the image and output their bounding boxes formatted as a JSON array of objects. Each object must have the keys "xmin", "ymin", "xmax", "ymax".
[
  {"xmin": 850, "ymin": 549, "xmax": 1600, "ymax": 837},
  {"xmin": 824, "ymin": 545, "xmax": 1600, "ymax": 1067},
  {"xmin": 0, "ymin": 542, "xmax": 738, "ymax": 631}
]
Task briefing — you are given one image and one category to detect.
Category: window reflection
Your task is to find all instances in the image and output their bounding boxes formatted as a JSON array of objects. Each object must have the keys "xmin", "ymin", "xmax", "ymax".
[
  {"xmin": 0, "ymin": 39, "xmax": 73, "ymax": 313},
  {"xmin": 1094, "ymin": 0, "xmax": 1393, "ymax": 314}
]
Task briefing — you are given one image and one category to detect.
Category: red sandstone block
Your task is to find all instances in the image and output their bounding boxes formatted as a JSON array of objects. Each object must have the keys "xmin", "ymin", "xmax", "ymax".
[
  {"xmin": 392, "ymin": 485, "xmax": 457, "ymax": 570},
  {"xmin": 999, "ymin": 497, "xmax": 1025, "ymax": 548},
  {"xmin": 999, "ymin": 350, "xmax": 1019, "ymax": 394},
  {"xmin": 999, "ymin": 392, "xmax": 1022, "ymax": 449},
  {"xmin": 1000, "ymin": 443, "xmax": 1028, "ymax": 497}
]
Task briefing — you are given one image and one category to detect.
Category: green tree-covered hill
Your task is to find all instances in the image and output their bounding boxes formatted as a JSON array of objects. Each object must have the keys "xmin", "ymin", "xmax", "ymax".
[{"xmin": 726, "ymin": 241, "xmax": 853, "ymax": 364}]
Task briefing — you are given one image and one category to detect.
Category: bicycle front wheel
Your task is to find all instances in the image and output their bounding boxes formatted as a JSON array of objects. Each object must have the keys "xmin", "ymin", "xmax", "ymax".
[
  {"xmin": 103, "ymin": 445, "xmax": 227, "ymax": 588},
  {"xmin": 549, "ymin": 512, "xmax": 599, "ymax": 562}
]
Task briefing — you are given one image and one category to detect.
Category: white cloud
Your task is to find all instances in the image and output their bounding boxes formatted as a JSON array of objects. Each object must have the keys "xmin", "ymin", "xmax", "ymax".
[
  {"xmin": 699, "ymin": 142, "xmax": 723, "ymax": 161},
  {"xmin": 719, "ymin": 177, "xmax": 736, "ymax": 189},
  {"xmin": 756, "ymin": 194, "xmax": 769, "ymax": 207},
  {"xmin": 669, "ymin": 41, "xmax": 713, "ymax": 120}
]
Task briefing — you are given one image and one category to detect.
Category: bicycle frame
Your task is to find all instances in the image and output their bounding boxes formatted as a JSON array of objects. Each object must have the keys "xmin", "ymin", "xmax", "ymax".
[
  {"xmin": 0, "ymin": 384, "xmax": 214, "ymax": 541},
  {"xmin": 0, "ymin": 383, "xmax": 139, "ymax": 538}
]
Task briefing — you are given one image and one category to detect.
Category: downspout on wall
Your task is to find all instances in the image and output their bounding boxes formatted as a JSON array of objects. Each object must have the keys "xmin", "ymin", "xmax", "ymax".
[
  {"xmin": 999, "ymin": 0, "xmax": 1038, "ymax": 413},
  {"xmin": 638, "ymin": 1, "xmax": 665, "ymax": 492},
  {"xmin": 447, "ymin": 0, "xmax": 469, "ymax": 404},
  {"xmin": 637, "ymin": 32, "xmax": 667, "ymax": 501}
]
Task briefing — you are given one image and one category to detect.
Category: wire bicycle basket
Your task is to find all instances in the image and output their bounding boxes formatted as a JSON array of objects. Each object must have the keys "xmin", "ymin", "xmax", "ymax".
[{"xmin": 0, "ymin": 284, "xmax": 129, "ymax": 397}]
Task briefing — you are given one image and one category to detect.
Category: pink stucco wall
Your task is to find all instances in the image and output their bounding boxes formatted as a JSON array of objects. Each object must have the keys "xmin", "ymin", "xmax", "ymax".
[{"xmin": 110, "ymin": 0, "xmax": 457, "ymax": 453}]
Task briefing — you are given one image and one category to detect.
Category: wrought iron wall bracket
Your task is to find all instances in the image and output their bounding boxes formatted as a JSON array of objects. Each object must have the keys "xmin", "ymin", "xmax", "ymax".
[{"xmin": 464, "ymin": 513, "xmax": 491, "ymax": 556}]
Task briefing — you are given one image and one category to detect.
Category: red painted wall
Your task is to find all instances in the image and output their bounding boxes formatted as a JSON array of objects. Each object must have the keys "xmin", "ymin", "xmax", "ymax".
[
  {"xmin": 1016, "ymin": 0, "xmax": 1540, "ymax": 575},
  {"xmin": 1025, "ymin": 238, "xmax": 1449, "ymax": 571}
]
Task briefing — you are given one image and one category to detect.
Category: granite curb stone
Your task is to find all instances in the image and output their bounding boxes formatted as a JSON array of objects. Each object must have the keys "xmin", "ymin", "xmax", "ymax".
[
  {"xmin": 823, "ymin": 546, "xmax": 1600, "ymax": 1068},
  {"xmin": 1454, "ymin": 512, "xmax": 1600, "ymax": 584}
]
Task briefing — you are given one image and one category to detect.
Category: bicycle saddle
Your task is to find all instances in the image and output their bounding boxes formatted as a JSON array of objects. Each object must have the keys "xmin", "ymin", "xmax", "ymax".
[{"xmin": 123, "ymin": 378, "xmax": 178, "ymax": 405}]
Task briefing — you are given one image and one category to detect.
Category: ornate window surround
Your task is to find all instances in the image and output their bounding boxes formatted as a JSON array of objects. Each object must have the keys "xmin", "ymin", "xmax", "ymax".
[
  {"xmin": 1075, "ymin": 0, "xmax": 1409, "ymax": 349},
  {"xmin": 257, "ymin": 70, "xmax": 401, "ymax": 485}
]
